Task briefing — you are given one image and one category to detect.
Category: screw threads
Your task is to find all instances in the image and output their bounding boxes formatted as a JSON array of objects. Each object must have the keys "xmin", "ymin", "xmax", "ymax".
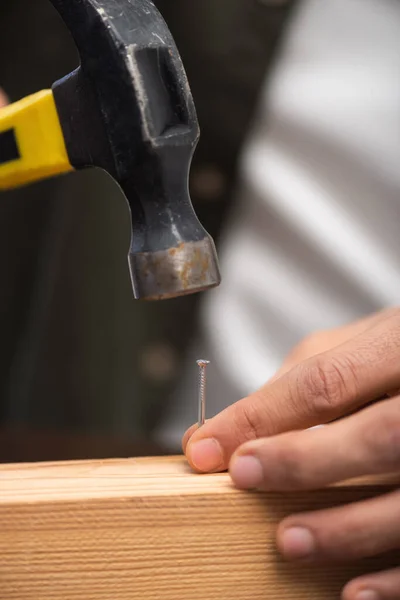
[{"xmin": 196, "ymin": 359, "xmax": 210, "ymax": 427}]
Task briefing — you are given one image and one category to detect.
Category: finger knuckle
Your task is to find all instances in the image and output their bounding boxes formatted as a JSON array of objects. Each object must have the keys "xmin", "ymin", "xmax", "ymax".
[
  {"xmin": 299, "ymin": 355, "xmax": 360, "ymax": 418},
  {"xmin": 233, "ymin": 398, "xmax": 264, "ymax": 442}
]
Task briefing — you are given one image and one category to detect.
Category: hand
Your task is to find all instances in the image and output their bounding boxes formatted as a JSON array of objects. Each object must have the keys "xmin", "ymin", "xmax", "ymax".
[
  {"xmin": 183, "ymin": 307, "xmax": 400, "ymax": 599},
  {"xmin": 0, "ymin": 88, "xmax": 8, "ymax": 107},
  {"xmin": 269, "ymin": 310, "xmax": 391, "ymax": 380}
]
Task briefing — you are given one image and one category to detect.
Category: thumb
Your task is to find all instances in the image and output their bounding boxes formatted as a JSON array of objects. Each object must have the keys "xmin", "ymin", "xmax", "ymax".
[
  {"xmin": 183, "ymin": 367, "xmax": 311, "ymax": 473},
  {"xmin": 183, "ymin": 389, "xmax": 297, "ymax": 474}
]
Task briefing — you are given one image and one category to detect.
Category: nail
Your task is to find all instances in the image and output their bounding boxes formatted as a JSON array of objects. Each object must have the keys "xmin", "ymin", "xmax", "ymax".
[
  {"xmin": 188, "ymin": 438, "xmax": 223, "ymax": 472},
  {"xmin": 196, "ymin": 359, "xmax": 210, "ymax": 427},
  {"xmin": 280, "ymin": 527, "xmax": 316, "ymax": 559},
  {"xmin": 230, "ymin": 455, "xmax": 264, "ymax": 489},
  {"xmin": 355, "ymin": 591, "xmax": 380, "ymax": 600}
]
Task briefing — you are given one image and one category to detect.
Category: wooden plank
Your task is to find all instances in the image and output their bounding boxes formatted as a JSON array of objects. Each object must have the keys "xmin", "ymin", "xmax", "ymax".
[{"xmin": 0, "ymin": 455, "xmax": 398, "ymax": 599}]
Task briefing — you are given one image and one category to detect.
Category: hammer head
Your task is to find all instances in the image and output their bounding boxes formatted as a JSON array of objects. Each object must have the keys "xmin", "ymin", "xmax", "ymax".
[{"xmin": 50, "ymin": 0, "xmax": 221, "ymax": 300}]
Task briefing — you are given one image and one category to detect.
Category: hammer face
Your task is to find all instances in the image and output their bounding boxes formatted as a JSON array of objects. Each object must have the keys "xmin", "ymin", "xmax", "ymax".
[{"xmin": 129, "ymin": 237, "xmax": 221, "ymax": 301}]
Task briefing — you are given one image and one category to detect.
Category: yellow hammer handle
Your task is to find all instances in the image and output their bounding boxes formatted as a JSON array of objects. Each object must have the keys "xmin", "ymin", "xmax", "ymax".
[{"xmin": 0, "ymin": 89, "xmax": 73, "ymax": 190}]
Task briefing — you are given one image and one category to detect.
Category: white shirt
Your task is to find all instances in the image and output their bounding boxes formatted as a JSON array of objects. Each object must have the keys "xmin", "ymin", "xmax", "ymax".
[{"xmin": 156, "ymin": 0, "xmax": 400, "ymax": 448}]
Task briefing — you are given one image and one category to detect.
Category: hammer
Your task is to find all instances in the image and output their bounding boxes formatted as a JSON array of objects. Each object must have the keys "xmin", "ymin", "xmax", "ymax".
[{"xmin": 0, "ymin": 0, "xmax": 221, "ymax": 301}]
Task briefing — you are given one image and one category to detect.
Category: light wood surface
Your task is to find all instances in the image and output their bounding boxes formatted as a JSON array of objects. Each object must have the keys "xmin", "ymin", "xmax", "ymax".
[{"xmin": 0, "ymin": 455, "xmax": 399, "ymax": 599}]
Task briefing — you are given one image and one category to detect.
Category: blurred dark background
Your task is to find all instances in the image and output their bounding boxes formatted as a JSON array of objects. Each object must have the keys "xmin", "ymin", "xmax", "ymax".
[{"xmin": 0, "ymin": 0, "xmax": 295, "ymax": 463}]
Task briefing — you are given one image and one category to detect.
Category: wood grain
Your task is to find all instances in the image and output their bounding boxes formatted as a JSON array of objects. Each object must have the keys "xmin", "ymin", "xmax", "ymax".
[{"xmin": 0, "ymin": 455, "xmax": 399, "ymax": 599}]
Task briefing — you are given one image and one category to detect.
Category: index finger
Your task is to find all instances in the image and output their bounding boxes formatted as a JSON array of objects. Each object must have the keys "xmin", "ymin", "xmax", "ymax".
[{"xmin": 184, "ymin": 313, "xmax": 400, "ymax": 472}]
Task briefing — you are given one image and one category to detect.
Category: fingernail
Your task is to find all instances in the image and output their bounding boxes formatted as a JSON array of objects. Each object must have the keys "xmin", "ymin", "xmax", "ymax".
[
  {"xmin": 230, "ymin": 455, "xmax": 264, "ymax": 489},
  {"xmin": 188, "ymin": 438, "xmax": 223, "ymax": 472},
  {"xmin": 280, "ymin": 527, "xmax": 316, "ymax": 559},
  {"xmin": 355, "ymin": 591, "xmax": 380, "ymax": 600}
]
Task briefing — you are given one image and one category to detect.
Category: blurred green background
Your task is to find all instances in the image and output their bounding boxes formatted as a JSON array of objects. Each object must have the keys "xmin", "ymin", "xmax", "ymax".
[{"xmin": 0, "ymin": 0, "xmax": 295, "ymax": 462}]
